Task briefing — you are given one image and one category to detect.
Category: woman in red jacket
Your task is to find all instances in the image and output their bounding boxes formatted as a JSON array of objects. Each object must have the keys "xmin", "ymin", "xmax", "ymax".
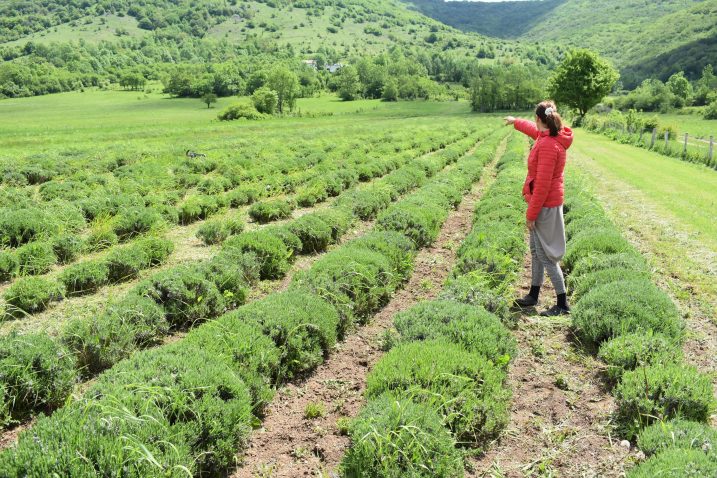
[{"xmin": 505, "ymin": 100, "xmax": 573, "ymax": 316}]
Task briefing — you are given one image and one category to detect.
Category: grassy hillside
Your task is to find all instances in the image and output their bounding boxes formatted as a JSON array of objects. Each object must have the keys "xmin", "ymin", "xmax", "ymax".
[{"xmin": 409, "ymin": 0, "xmax": 717, "ymax": 87}]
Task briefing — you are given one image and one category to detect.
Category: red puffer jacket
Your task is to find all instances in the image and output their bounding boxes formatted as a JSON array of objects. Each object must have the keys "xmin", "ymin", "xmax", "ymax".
[{"xmin": 514, "ymin": 119, "xmax": 573, "ymax": 221}]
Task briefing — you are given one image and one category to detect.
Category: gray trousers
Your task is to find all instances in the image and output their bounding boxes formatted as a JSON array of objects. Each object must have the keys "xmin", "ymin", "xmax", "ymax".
[{"xmin": 530, "ymin": 206, "xmax": 566, "ymax": 295}]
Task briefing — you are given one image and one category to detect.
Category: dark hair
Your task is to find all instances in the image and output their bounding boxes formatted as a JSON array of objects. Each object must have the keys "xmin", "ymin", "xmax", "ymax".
[{"xmin": 535, "ymin": 100, "xmax": 563, "ymax": 137}]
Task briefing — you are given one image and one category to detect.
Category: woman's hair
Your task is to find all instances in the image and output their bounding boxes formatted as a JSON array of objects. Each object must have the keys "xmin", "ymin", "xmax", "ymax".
[{"xmin": 535, "ymin": 100, "xmax": 563, "ymax": 137}]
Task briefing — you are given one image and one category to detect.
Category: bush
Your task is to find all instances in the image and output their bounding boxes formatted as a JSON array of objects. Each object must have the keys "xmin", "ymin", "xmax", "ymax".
[
  {"xmin": 51, "ymin": 234, "xmax": 84, "ymax": 264},
  {"xmin": 84, "ymin": 227, "xmax": 118, "ymax": 252},
  {"xmin": 310, "ymin": 207, "xmax": 354, "ymax": 241},
  {"xmin": 295, "ymin": 182, "xmax": 328, "ymax": 207},
  {"xmin": 366, "ymin": 340, "xmax": 510, "ymax": 446},
  {"xmin": 598, "ymin": 332, "xmax": 682, "ymax": 383},
  {"xmin": 393, "ymin": 300, "xmax": 515, "ymax": 366},
  {"xmin": 16, "ymin": 241, "xmax": 57, "ymax": 275},
  {"xmin": 573, "ymin": 280, "xmax": 683, "ymax": 344},
  {"xmin": 59, "ymin": 260, "xmax": 109, "ymax": 296},
  {"xmin": 183, "ymin": 312, "xmax": 280, "ymax": 411},
  {"xmin": 199, "ymin": 249, "xmax": 258, "ymax": 308},
  {"xmin": 615, "ymin": 364, "xmax": 715, "ymax": 439},
  {"xmin": 218, "ymin": 102, "xmax": 267, "ymax": 121},
  {"xmin": 0, "ymin": 333, "xmax": 77, "ymax": 426},
  {"xmin": 637, "ymin": 418, "xmax": 717, "ymax": 457},
  {"xmin": 704, "ymin": 99, "xmax": 717, "ymax": 120},
  {"xmin": 134, "ymin": 266, "xmax": 225, "ymax": 328},
  {"xmin": 178, "ymin": 194, "xmax": 218, "ymax": 225},
  {"xmin": 229, "ymin": 291, "xmax": 338, "ymax": 380},
  {"xmin": 225, "ymin": 183, "xmax": 264, "ymax": 207},
  {"xmin": 341, "ymin": 185, "xmax": 393, "ymax": 220},
  {"xmin": 348, "ymin": 231, "xmax": 416, "ymax": 278},
  {"xmin": 196, "ymin": 217, "xmax": 245, "ymax": 245},
  {"xmin": 112, "ymin": 207, "xmax": 161, "ymax": 240},
  {"xmin": 377, "ymin": 202, "xmax": 446, "ymax": 248},
  {"xmin": 0, "ymin": 250, "xmax": 18, "ymax": 282},
  {"xmin": 570, "ymin": 252, "xmax": 649, "ymax": 279},
  {"xmin": 440, "ymin": 272, "xmax": 511, "ymax": 322},
  {"xmin": 0, "ymin": 208, "xmax": 55, "ymax": 247},
  {"xmin": 288, "ymin": 214, "xmax": 333, "ymax": 253},
  {"xmin": 224, "ymin": 230, "xmax": 291, "ymax": 280},
  {"xmin": 134, "ymin": 236, "xmax": 174, "ymax": 266},
  {"xmin": 3, "ymin": 277, "xmax": 64, "ymax": 318},
  {"xmin": 341, "ymin": 396, "xmax": 463, "ymax": 478},
  {"xmin": 104, "ymin": 246, "xmax": 148, "ymax": 283},
  {"xmin": 569, "ymin": 267, "xmax": 651, "ymax": 301},
  {"xmin": 251, "ymin": 86, "xmax": 279, "ymax": 114},
  {"xmin": 62, "ymin": 295, "xmax": 168, "ymax": 376},
  {"xmin": 563, "ymin": 229, "xmax": 632, "ymax": 271},
  {"xmin": 626, "ymin": 448, "xmax": 717, "ymax": 478},
  {"xmin": 454, "ymin": 222, "xmax": 524, "ymax": 289},
  {"xmin": 248, "ymin": 199, "xmax": 294, "ymax": 223}
]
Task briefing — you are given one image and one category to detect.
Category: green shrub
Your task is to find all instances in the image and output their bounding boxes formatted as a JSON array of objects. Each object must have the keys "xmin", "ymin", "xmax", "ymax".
[
  {"xmin": 615, "ymin": 364, "xmax": 715, "ymax": 439},
  {"xmin": 199, "ymin": 249, "xmax": 259, "ymax": 308},
  {"xmin": 134, "ymin": 266, "xmax": 225, "ymax": 328},
  {"xmin": 3, "ymin": 276, "xmax": 64, "ymax": 318},
  {"xmin": 0, "ymin": 208, "xmax": 55, "ymax": 247},
  {"xmin": 366, "ymin": 340, "xmax": 510, "ymax": 446},
  {"xmin": 0, "ymin": 250, "xmax": 18, "ymax": 281},
  {"xmin": 248, "ymin": 199, "xmax": 294, "ymax": 223},
  {"xmin": 225, "ymin": 183, "xmax": 264, "ymax": 207},
  {"xmin": 309, "ymin": 207, "xmax": 354, "ymax": 241},
  {"xmin": 569, "ymin": 267, "xmax": 651, "ymax": 301},
  {"xmin": 84, "ymin": 227, "xmax": 118, "ymax": 252},
  {"xmin": 59, "ymin": 260, "xmax": 109, "ymax": 295},
  {"xmin": 51, "ymin": 234, "xmax": 84, "ymax": 264},
  {"xmin": 16, "ymin": 241, "xmax": 57, "ymax": 275},
  {"xmin": 224, "ymin": 230, "xmax": 291, "ymax": 280},
  {"xmin": 288, "ymin": 214, "xmax": 333, "ymax": 253},
  {"xmin": 342, "ymin": 185, "xmax": 393, "ymax": 220},
  {"xmin": 454, "ymin": 222, "xmax": 524, "ymax": 289},
  {"xmin": 264, "ymin": 224, "xmax": 303, "ymax": 257},
  {"xmin": 292, "ymin": 248, "xmax": 395, "ymax": 329},
  {"xmin": 626, "ymin": 448, "xmax": 717, "ymax": 478},
  {"xmin": 394, "ymin": 300, "xmax": 515, "ymax": 366},
  {"xmin": 637, "ymin": 418, "xmax": 717, "ymax": 457},
  {"xmin": 563, "ymin": 229, "xmax": 632, "ymax": 271},
  {"xmin": 196, "ymin": 217, "xmax": 245, "ymax": 245},
  {"xmin": 112, "ymin": 207, "xmax": 161, "ymax": 240},
  {"xmin": 229, "ymin": 291, "xmax": 338, "ymax": 380},
  {"xmin": 598, "ymin": 332, "xmax": 682, "ymax": 383},
  {"xmin": 183, "ymin": 312, "xmax": 280, "ymax": 411},
  {"xmin": 0, "ymin": 332, "xmax": 77, "ymax": 426},
  {"xmin": 573, "ymin": 280, "xmax": 683, "ymax": 344},
  {"xmin": 377, "ymin": 202, "xmax": 447, "ymax": 248},
  {"xmin": 341, "ymin": 396, "xmax": 463, "ymax": 478},
  {"xmin": 564, "ymin": 214, "xmax": 613, "ymax": 241},
  {"xmin": 178, "ymin": 194, "xmax": 218, "ymax": 225},
  {"xmin": 218, "ymin": 102, "xmax": 267, "ymax": 121},
  {"xmin": 349, "ymin": 231, "xmax": 416, "ymax": 278},
  {"xmin": 103, "ymin": 246, "xmax": 146, "ymax": 283},
  {"xmin": 134, "ymin": 236, "xmax": 174, "ymax": 266},
  {"xmin": 571, "ymin": 252, "xmax": 649, "ymax": 279},
  {"xmin": 440, "ymin": 271, "xmax": 511, "ymax": 322},
  {"xmin": 296, "ymin": 182, "xmax": 328, "ymax": 207},
  {"xmin": 62, "ymin": 295, "xmax": 168, "ymax": 376}
]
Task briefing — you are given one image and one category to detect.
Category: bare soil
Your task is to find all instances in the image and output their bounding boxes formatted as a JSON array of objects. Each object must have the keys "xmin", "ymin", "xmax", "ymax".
[
  {"xmin": 467, "ymin": 255, "xmax": 633, "ymax": 478},
  {"xmin": 231, "ymin": 156, "xmax": 498, "ymax": 478}
]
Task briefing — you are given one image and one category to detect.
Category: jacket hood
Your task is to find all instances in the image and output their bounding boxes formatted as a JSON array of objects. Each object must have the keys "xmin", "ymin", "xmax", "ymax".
[{"xmin": 539, "ymin": 126, "xmax": 573, "ymax": 150}]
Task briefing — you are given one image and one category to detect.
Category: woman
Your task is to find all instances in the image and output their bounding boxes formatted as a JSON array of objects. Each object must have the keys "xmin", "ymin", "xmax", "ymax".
[{"xmin": 504, "ymin": 101, "xmax": 573, "ymax": 316}]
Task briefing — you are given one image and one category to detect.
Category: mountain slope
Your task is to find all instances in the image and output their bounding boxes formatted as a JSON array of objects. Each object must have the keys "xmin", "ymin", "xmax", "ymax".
[{"xmin": 408, "ymin": 0, "xmax": 717, "ymax": 87}]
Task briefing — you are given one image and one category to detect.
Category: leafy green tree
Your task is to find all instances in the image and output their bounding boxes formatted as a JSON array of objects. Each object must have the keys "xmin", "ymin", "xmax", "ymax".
[
  {"xmin": 267, "ymin": 67, "xmax": 300, "ymax": 113},
  {"xmin": 382, "ymin": 79, "xmax": 398, "ymax": 102},
  {"xmin": 246, "ymin": 70, "xmax": 269, "ymax": 94},
  {"xmin": 548, "ymin": 49, "xmax": 619, "ymax": 118},
  {"xmin": 695, "ymin": 64, "xmax": 717, "ymax": 106},
  {"xmin": 666, "ymin": 71, "xmax": 692, "ymax": 107},
  {"xmin": 201, "ymin": 93, "xmax": 217, "ymax": 109},
  {"xmin": 252, "ymin": 86, "xmax": 278, "ymax": 114},
  {"xmin": 337, "ymin": 65, "xmax": 360, "ymax": 101},
  {"xmin": 119, "ymin": 72, "xmax": 146, "ymax": 91}
]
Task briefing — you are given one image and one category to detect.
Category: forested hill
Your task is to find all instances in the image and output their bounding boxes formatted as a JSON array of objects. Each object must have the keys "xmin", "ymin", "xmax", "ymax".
[
  {"xmin": 0, "ymin": 0, "xmax": 562, "ymax": 98},
  {"xmin": 407, "ymin": 0, "xmax": 717, "ymax": 87}
]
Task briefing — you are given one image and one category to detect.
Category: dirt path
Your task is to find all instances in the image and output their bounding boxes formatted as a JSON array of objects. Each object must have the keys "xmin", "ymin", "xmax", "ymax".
[
  {"xmin": 571, "ymin": 151, "xmax": 717, "ymax": 405},
  {"xmin": 468, "ymin": 254, "xmax": 632, "ymax": 478},
  {"xmin": 231, "ymin": 153, "xmax": 500, "ymax": 478}
]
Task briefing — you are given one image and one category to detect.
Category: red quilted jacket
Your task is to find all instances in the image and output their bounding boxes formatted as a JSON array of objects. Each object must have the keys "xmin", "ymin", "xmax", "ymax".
[{"xmin": 514, "ymin": 119, "xmax": 573, "ymax": 221}]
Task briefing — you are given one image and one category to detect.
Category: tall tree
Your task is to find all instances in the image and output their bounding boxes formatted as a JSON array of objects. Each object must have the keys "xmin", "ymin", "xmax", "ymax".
[
  {"xmin": 267, "ymin": 67, "xmax": 299, "ymax": 113},
  {"xmin": 548, "ymin": 49, "xmax": 619, "ymax": 118},
  {"xmin": 337, "ymin": 65, "xmax": 360, "ymax": 101}
]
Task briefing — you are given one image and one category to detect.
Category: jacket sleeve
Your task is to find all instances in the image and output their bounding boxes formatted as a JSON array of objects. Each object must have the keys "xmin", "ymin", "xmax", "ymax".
[
  {"xmin": 514, "ymin": 119, "xmax": 539, "ymax": 140},
  {"xmin": 526, "ymin": 143, "xmax": 558, "ymax": 221}
]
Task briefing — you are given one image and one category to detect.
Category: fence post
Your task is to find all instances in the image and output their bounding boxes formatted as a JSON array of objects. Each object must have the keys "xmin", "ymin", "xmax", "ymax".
[
  {"xmin": 651, "ymin": 128, "xmax": 657, "ymax": 148},
  {"xmin": 684, "ymin": 133, "xmax": 688, "ymax": 154},
  {"xmin": 664, "ymin": 131, "xmax": 669, "ymax": 148},
  {"xmin": 710, "ymin": 136, "xmax": 714, "ymax": 164},
  {"xmin": 639, "ymin": 129, "xmax": 644, "ymax": 143}
]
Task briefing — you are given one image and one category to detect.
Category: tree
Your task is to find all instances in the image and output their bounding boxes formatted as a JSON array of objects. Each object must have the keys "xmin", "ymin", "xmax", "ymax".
[
  {"xmin": 201, "ymin": 93, "xmax": 217, "ymax": 109},
  {"xmin": 252, "ymin": 86, "xmax": 278, "ymax": 114},
  {"xmin": 548, "ymin": 49, "xmax": 619, "ymax": 118},
  {"xmin": 267, "ymin": 67, "xmax": 300, "ymax": 113},
  {"xmin": 382, "ymin": 79, "xmax": 398, "ymax": 102},
  {"xmin": 666, "ymin": 71, "xmax": 692, "ymax": 107},
  {"xmin": 337, "ymin": 65, "xmax": 360, "ymax": 101}
]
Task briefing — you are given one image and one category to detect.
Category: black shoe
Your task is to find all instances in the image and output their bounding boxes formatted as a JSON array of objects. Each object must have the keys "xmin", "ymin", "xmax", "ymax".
[
  {"xmin": 515, "ymin": 295, "xmax": 538, "ymax": 307},
  {"xmin": 540, "ymin": 305, "xmax": 570, "ymax": 316}
]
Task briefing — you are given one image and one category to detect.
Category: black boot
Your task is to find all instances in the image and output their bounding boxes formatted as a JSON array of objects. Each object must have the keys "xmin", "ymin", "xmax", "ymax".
[
  {"xmin": 515, "ymin": 286, "xmax": 540, "ymax": 307},
  {"xmin": 540, "ymin": 293, "xmax": 570, "ymax": 316}
]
